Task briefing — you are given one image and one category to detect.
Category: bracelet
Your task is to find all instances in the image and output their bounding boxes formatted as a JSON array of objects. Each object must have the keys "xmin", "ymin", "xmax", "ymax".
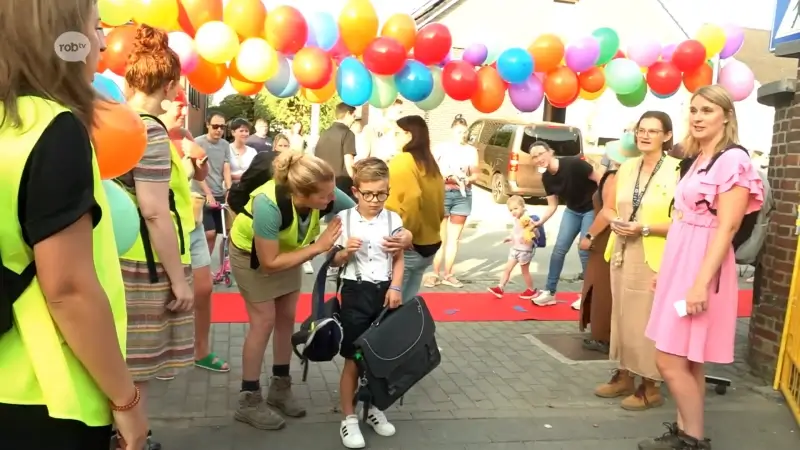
[
  {"xmin": 110, "ymin": 386, "xmax": 141, "ymax": 412},
  {"xmin": 389, "ymin": 286, "xmax": 402, "ymax": 292}
]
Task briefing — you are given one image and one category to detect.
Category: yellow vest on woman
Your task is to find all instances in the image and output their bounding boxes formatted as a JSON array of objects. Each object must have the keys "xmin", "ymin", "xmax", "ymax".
[
  {"xmin": 605, "ymin": 155, "xmax": 680, "ymax": 272},
  {"xmin": 230, "ymin": 180, "xmax": 321, "ymax": 254},
  {"xmin": 0, "ymin": 97, "xmax": 127, "ymax": 426}
]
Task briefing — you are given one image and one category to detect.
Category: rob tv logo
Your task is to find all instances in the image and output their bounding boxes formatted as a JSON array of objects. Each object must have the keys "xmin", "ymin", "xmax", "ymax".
[{"xmin": 54, "ymin": 32, "xmax": 91, "ymax": 63}]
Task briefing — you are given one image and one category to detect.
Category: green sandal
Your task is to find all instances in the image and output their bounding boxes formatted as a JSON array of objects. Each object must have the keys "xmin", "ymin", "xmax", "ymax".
[{"xmin": 194, "ymin": 353, "xmax": 230, "ymax": 372}]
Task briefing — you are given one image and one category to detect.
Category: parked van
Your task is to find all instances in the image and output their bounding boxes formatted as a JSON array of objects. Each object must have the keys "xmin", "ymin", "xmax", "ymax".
[{"xmin": 467, "ymin": 118, "xmax": 583, "ymax": 203}]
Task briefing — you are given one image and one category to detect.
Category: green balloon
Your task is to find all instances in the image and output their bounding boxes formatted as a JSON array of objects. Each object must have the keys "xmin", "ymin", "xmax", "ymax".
[
  {"xmin": 368, "ymin": 74, "xmax": 398, "ymax": 109},
  {"xmin": 416, "ymin": 66, "xmax": 445, "ymax": 111},
  {"xmin": 616, "ymin": 79, "xmax": 647, "ymax": 107},
  {"xmin": 605, "ymin": 59, "xmax": 643, "ymax": 95},
  {"xmin": 592, "ymin": 27, "xmax": 620, "ymax": 65}
]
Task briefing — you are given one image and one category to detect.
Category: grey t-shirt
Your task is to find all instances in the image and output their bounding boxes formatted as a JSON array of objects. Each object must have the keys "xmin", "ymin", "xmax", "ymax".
[{"xmin": 191, "ymin": 135, "xmax": 230, "ymax": 197}]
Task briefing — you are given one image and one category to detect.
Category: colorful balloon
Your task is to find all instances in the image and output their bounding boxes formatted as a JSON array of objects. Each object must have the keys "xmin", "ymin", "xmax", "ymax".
[
  {"xmin": 223, "ymin": 0, "xmax": 266, "ymax": 40},
  {"xmin": 617, "ymin": 80, "xmax": 647, "ymax": 107},
  {"xmin": 592, "ymin": 27, "xmax": 620, "ymax": 65},
  {"xmin": 133, "ymin": 0, "xmax": 178, "ymax": 29},
  {"xmin": 265, "ymin": 5, "xmax": 308, "ymax": 55},
  {"xmin": 228, "ymin": 58, "xmax": 263, "ymax": 95},
  {"xmin": 337, "ymin": 57, "xmax": 373, "ymax": 106},
  {"xmin": 627, "ymin": 38, "xmax": 661, "ymax": 68},
  {"xmin": 415, "ymin": 67, "xmax": 445, "ymax": 111},
  {"xmin": 195, "ymin": 21, "xmax": 239, "ymax": 63},
  {"xmin": 509, "ymin": 75, "xmax": 544, "ymax": 112},
  {"xmin": 363, "ymin": 37, "xmax": 406, "ymax": 75},
  {"xmin": 306, "ymin": 11, "xmax": 339, "ymax": 51},
  {"xmin": 650, "ymin": 88, "xmax": 677, "ymax": 99},
  {"xmin": 565, "ymin": 37, "xmax": 600, "ymax": 73},
  {"xmin": 303, "ymin": 72, "xmax": 336, "ymax": 103},
  {"xmin": 329, "ymin": 37, "xmax": 352, "ymax": 63},
  {"xmin": 442, "ymin": 60, "xmax": 478, "ymax": 101},
  {"xmin": 578, "ymin": 66, "xmax": 605, "ymax": 93},
  {"xmin": 672, "ymin": 40, "xmax": 706, "ymax": 72},
  {"xmin": 661, "ymin": 43, "xmax": 677, "ymax": 62},
  {"xmin": 719, "ymin": 24, "xmax": 745, "ymax": 59},
  {"xmin": 103, "ymin": 25, "xmax": 137, "ymax": 76},
  {"xmin": 496, "ymin": 47, "xmax": 534, "ymax": 84},
  {"xmin": 187, "ymin": 55, "xmax": 228, "ymax": 94},
  {"xmin": 233, "ymin": 38, "xmax": 278, "ymax": 82},
  {"xmin": 604, "ymin": 58, "xmax": 644, "ymax": 95},
  {"xmin": 265, "ymin": 56, "xmax": 299, "ymax": 98},
  {"xmin": 370, "ymin": 74, "xmax": 399, "ymax": 108},
  {"xmin": 177, "ymin": 0, "xmax": 223, "ymax": 37},
  {"xmin": 339, "ymin": 0, "xmax": 379, "ymax": 55},
  {"xmin": 92, "ymin": 100, "xmax": 147, "ymax": 179},
  {"xmin": 462, "ymin": 43, "xmax": 489, "ymax": 66},
  {"xmin": 528, "ymin": 34, "xmax": 564, "ymax": 73},
  {"xmin": 101, "ymin": 180, "xmax": 139, "ymax": 255},
  {"xmin": 682, "ymin": 63, "xmax": 713, "ymax": 93},
  {"xmin": 718, "ymin": 59, "xmax": 755, "ymax": 101},
  {"xmin": 471, "ymin": 66, "xmax": 505, "ymax": 114},
  {"xmin": 646, "ymin": 61, "xmax": 682, "ymax": 95},
  {"xmin": 168, "ymin": 31, "xmax": 199, "ymax": 75},
  {"xmin": 695, "ymin": 23, "xmax": 726, "ymax": 58},
  {"xmin": 292, "ymin": 47, "xmax": 333, "ymax": 89},
  {"xmin": 380, "ymin": 13, "xmax": 417, "ymax": 53},
  {"xmin": 579, "ymin": 87, "xmax": 605, "ymax": 101},
  {"xmin": 414, "ymin": 23, "xmax": 452, "ymax": 66},
  {"xmin": 99, "ymin": 0, "xmax": 134, "ymax": 27},
  {"xmin": 394, "ymin": 60, "xmax": 434, "ymax": 102},
  {"xmin": 92, "ymin": 73, "xmax": 125, "ymax": 103},
  {"xmin": 543, "ymin": 66, "xmax": 579, "ymax": 105}
]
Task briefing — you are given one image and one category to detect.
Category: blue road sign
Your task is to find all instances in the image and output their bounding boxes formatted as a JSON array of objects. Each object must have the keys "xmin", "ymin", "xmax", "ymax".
[{"xmin": 771, "ymin": 0, "xmax": 800, "ymax": 51}]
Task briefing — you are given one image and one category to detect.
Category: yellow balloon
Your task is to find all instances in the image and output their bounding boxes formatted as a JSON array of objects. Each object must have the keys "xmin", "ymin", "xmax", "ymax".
[
  {"xmin": 99, "ymin": 0, "xmax": 134, "ymax": 27},
  {"xmin": 339, "ymin": 0, "xmax": 379, "ymax": 56},
  {"xmin": 132, "ymin": 0, "xmax": 179, "ymax": 30},
  {"xmin": 695, "ymin": 23, "xmax": 726, "ymax": 58},
  {"xmin": 195, "ymin": 21, "xmax": 240, "ymax": 64},
  {"xmin": 579, "ymin": 87, "xmax": 605, "ymax": 101},
  {"xmin": 234, "ymin": 38, "xmax": 278, "ymax": 83},
  {"xmin": 303, "ymin": 77, "xmax": 335, "ymax": 103}
]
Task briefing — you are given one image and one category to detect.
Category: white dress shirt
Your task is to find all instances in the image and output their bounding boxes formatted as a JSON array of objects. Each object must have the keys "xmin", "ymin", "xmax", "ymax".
[{"xmin": 335, "ymin": 207, "xmax": 403, "ymax": 283}]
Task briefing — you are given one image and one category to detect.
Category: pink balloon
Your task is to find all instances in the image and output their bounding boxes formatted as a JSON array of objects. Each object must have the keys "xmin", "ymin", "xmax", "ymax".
[
  {"xmin": 168, "ymin": 31, "xmax": 198, "ymax": 75},
  {"xmin": 720, "ymin": 24, "xmax": 745, "ymax": 59},
  {"xmin": 627, "ymin": 38, "xmax": 661, "ymax": 68},
  {"xmin": 661, "ymin": 43, "xmax": 677, "ymax": 62},
  {"xmin": 718, "ymin": 59, "xmax": 754, "ymax": 102}
]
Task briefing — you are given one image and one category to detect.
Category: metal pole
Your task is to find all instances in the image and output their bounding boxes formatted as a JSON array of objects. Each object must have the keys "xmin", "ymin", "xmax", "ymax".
[{"xmin": 711, "ymin": 55, "xmax": 721, "ymax": 84}]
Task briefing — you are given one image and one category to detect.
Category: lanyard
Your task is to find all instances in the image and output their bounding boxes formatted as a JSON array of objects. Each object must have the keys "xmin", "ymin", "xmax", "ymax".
[{"xmin": 629, "ymin": 155, "xmax": 664, "ymax": 222}]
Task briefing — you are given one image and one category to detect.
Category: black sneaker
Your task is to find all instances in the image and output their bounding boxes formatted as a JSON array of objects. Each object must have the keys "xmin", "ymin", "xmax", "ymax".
[
  {"xmin": 677, "ymin": 435, "xmax": 711, "ymax": 449},
  {"xmin": 637, "ymin": 422, "xmax": 683, "ymax": 450}
]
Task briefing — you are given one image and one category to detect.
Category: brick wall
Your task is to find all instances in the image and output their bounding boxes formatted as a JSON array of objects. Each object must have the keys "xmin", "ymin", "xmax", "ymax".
[{"xmin": 747, "ymin": 63, "xmax": 800, "ymax": 380}]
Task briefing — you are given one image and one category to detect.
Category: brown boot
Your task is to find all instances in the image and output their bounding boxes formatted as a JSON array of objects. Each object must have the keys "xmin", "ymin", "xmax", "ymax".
[
  {"xmin": 621, "ymin": 378, "xmax": 665, "ymax": 411},
  {"xmin": 594, "ymin": 369, "xmax": 635, "ymax": 398},
  {"xmin": 266, "ymin": 376, "xmax": 307, "ymax": 417}
]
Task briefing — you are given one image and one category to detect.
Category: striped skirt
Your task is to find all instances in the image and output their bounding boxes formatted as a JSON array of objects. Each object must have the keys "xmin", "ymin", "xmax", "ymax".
[{"xmin": 120, "ymin": 259, "xmax": 195, "ymax": 382}]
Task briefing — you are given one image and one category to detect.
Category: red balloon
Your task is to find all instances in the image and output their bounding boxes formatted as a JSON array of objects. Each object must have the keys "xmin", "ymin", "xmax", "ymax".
[
  {"xmin": 647, "ymin": 61, "xmax": 682, "ymax": 95},
  {"xmin": 293, "ymin": 47, "xmax": 333, "ymax": 89},
  {"xmin": 682, "ymin": 63, "xmax": 713, "ymax": 93},
  {"xmin": 549, "ymin": 90, "xmax": 579, "ymax": 108},
  {"xmin": 672, "ymin": 40, "xmax": 706, "ymax": 72},
  {"xmin": 471, "ymin": 66, "xmax": 506, "ymax": 114},
  {"xmin": 578, "ymin": 67, "xmax": 605, "ymax": 93},
  {"xmin": 329, "ymin": 37, "xmax": 351, "ymax": 64},
  {"xmin": 104, "ymin": 25, "xmax": 137, "ymax": 76},
  {"xmin": 414, "ymin": 23, "xmax": 452, "ymax": 65},
  {"xmin": 442, "ymin": 60, "xmax": 478, "ymax": 101},
  {"xmin": 543, "ymin": 67, "xmax": 579, "ymax": 105},
  {"xmin": 265, "ymin": 5, "xmax": 308, "ymax": 55},
  {"xmin": 613, "ymin": 49, "xmax": 626, "ymax": 60},
  {"xmin": 363, "ymin": 37, "xmax": 406, "ymax": 75}
]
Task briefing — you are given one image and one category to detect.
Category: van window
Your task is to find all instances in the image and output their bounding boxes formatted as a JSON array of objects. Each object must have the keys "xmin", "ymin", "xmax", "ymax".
[
  {"xmin": 521, "ymin": 126, "xmax": 581, "ymax": 157},
  {"xmin": 488, "ymin": 124, "xmax": 517, "ymax": 147},
  {"xmin": 467, "ymin": 121, "xmax": 484, "ymax": 145}
]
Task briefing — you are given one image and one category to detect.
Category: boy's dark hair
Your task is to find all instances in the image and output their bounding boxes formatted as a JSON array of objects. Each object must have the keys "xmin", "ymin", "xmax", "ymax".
[
  {"xmin": 528, "ymin": 140, "xmax": 552, "ymax": 153},
  {"xmin": 335, "ymin": 102, "xmax": 356, "ymax": 119},
  {"xmin": 229, "ymin": 117, "xmax": 251, "ymax": 132},
  {"xmin": 206, "ymin": 109, "xmax": 225, "ymax": 123},
  {"xmin": 352, "ymin": 157, "xmax": 389, "ymax": 187}
]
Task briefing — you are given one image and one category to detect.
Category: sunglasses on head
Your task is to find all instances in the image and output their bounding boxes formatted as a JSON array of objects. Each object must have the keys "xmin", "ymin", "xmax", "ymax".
[{"xmin": 209, "ymin": 124, "xmax": 226, "ymax": 130}]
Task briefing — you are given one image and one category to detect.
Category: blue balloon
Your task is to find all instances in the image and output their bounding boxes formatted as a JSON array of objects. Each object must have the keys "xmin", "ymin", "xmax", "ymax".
[
  {"xmin": 101, "ymin": 180, "xmax": 139, "ymax": 256},
  {"xmin": 306, "ymin": 12, "xmax": 339, "ymax": 52},
  {"xmin": 336, "ymin": 57, "xmax": 373, "ymax": 107},
  {"xmin": 265, "ymin": 56, "xmax": 299, "ymax": 98},
  {"xmin": 393, "ymin": 60, "xmax": 434, "ymax": 102},
  {"xmin": 650, "ymin": 88, "xmax": 677, "ymax": 99},
  {"xmin": 496, "ymin": 47, "xmax": 534, "ymax": 84},
  {"xmin": 92, "ymin": 74, "xmax": 125, "ymax": 103}
]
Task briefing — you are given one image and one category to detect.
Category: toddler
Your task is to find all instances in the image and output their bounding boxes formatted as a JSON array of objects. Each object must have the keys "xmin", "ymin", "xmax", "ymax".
[{"xmin": 488, "ymin": 196, "xmax": 539, "ymax": 300}]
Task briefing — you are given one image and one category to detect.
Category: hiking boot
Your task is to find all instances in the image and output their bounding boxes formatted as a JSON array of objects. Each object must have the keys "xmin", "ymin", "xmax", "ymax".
[
  {"xmin": 234, "ymin": 390, "xmax": 286, "ymax": 430},
  {"xmin": 677, "ymin": 435, "xmax": 711, "ymax": 449},
  {"xmin": 621, "ymin": 378, "xmax": 665, "ymax": 411},
  {"xmin": 637, "ymin": 422, "xmax": 683, "ymax": 449},
  {"xmin": 266, "ymin": 376, "xmax": 306, "ymax": 417},
  {"xmin": 594, "ymin": 369, "xmax": 635, "ymax": 398}
]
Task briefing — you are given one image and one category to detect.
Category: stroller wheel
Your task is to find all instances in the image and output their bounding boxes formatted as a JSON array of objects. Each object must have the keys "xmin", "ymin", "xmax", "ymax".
[{"xmin": 224, "ymin": 274, "xmax": 233, "ymax": 287}]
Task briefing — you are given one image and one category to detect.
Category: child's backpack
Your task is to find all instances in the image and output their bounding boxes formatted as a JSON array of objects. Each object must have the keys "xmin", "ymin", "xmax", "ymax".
[
  {"xmin": 228, "ymin": 151, "xmax": 277, "ymax": 215},
  {"xmin": 0, "ymin": 251, "xmax": 36, "ymax": 335},
  {"xmin": 530, "ymin": 214, "xmax": 546, "ymax": 248},
  {"xmin": 677, "ymin": 145, "xmax": 773, "ymax": 266},
  {"xmin": 291, "ymin": 248, "xmax": 344, "ymax": 381}
]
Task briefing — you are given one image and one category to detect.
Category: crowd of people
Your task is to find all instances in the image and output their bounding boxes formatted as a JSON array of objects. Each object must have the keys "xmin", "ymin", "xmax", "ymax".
[{"xmin": 0, "ymin": 3, "xmax": 766, "ymax": 450}]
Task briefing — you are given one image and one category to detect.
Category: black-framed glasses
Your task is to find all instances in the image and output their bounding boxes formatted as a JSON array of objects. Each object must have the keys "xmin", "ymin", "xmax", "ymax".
[
  {"xmin": 357, "ymin": 189, "xmax": 389, "ymax": 202},
  {"xmin": 636, "ymin": 128, "xmax": 663, "ymax": 137},
  {"xmin": 209, "ymin": 124, "xmax": 227, "ymax": 130}
]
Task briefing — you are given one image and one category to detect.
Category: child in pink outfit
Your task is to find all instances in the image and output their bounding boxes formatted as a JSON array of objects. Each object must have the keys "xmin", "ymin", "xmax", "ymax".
[{"xmin": 488, "ymin": 196, "xmax": 539, "ymax": 300}]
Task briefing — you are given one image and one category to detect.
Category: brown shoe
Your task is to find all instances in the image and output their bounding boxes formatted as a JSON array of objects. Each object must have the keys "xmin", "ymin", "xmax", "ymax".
[
  {"xmin": 234, "ymin": 391, "xmax": 286, "ymax": 430},
  {"xmin": 637, "ymin": 422, "xmax": 683, "ymax": 450},
  {"xmin": 621, "ymin": 378, "xmax": 665, "ymax": 411},
  {"xmin": 594, "ymin": 369, "xmax": 635, "ymax": 398},
  {"xmin": 266, "ymin": 376, "xmax": 307, "ymax": 418}
]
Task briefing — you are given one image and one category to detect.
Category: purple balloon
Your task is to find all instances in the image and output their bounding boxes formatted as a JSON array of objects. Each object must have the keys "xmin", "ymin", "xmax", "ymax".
[
  {"xmin": 661, "ymin": 43, "xmax": 677, "ymax": 62},
  {"xmin": 509, "ymin": 75, "xmax": 544, "ymax": 112},
  {"xmin": 565, "ymin": 37, "xmax": 600, "ymax": 73},
  {"xmin": 720, "ymin": 24, "xmax": 745, "ymax": 59},
  {"xmin": 462, "ymin": 43, "xmax": 488, "ymax": 66},
  {"xmin": 719, "ymin": 59, "xmax": 754, "ymax": 102},
  {"xmin": 628, "ymin": 38, "xmax": 661, "ymax": 67}
]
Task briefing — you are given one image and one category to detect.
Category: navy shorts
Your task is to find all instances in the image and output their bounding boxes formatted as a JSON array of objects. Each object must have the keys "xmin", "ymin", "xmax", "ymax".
[
  {"xmin": 339, "ymin": 279, "xmax": 389, "ymax": 359},
  {"xmin": 443, "ymin": 188, "xmax": 472, "ymax": 217}
]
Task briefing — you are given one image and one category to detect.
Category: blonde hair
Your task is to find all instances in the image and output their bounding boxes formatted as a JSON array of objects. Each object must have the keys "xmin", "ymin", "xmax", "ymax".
[
  {"xmin": 0, "ymin": 0, "xmax": 98, "ymax": 128},
  {"xmin": 682, "ymin": 85, "xmax": 739, "ymax": 158},
  {"xmin": 507, "ymin": 195, "xmax": 525, "ymax": 209},
  {"xmin": 352, "ymin": 157, "xmax": 389, "ymax": 187},
  {"xmin": 273, "ymin": 133, "xmax": 290, "ymax": 149},
  {"xmin": 272, "ymin": 151, "xmax": 335, "ymax": 196}
]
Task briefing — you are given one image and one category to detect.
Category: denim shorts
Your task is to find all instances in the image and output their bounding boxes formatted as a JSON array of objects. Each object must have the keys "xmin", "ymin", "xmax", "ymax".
[
  {"xmin": 443, "ymin": 188, "xmax": 472, "ymax": 217},
  {"xmin": 190, "ymin": 223, "xmax": 211, "ymax": 269}
]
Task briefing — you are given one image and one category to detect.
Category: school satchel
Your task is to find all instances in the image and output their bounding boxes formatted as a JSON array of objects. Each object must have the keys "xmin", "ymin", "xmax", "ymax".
[
  {"xmin": 291, "ymin": 247, "xmax": 344, "ymax": 382},
  {"xmin": 353, "ymin": 295, "xmax": 441, "ymax": 411}
]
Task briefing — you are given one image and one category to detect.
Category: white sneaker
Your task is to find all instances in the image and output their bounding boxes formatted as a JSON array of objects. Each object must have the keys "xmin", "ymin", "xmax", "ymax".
[
  {"xmin": 303, "ymin": 261, "xmax": 314, "ymax": 274},
  {"xmin": 532, "ymin": 290, "xmax": 556, "ymax": 306},
  {"xmin": 571, "ymin": 296, "xmax": 582, "ymax": 310},
  {"xmin": 340, "ymin": 415, "xmax": 365, "ymax": 449},
  {"xmin": 364, "ymin": 406, "xmax": 396, "ymax": 437}
]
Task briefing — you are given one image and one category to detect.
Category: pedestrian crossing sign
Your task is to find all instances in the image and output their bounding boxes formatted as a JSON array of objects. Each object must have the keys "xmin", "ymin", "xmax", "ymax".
[{"xmin": 771, "ymin": 0, "xmax": 800, "ymax": 51}]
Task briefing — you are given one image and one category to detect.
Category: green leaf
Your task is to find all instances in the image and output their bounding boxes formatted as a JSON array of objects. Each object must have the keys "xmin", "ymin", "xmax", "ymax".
[
  {"xmin": 254, "ymin": 92, "xmax": 342, "ymax": 134},
  {"xmin": 216, "ymin": 94, "xmax": 256, "ymax": 122}
]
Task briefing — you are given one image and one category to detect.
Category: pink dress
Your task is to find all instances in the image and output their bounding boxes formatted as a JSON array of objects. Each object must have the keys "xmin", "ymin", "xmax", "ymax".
[{"xmin": 645, "ymin": 149, "xmax": 764, "ymax": 364}]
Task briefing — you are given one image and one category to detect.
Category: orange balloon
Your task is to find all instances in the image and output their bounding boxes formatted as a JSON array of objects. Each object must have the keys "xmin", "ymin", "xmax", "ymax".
[
  {"xmin": 578, "ymin": 67, "xmax": 605, "ymax": 93},
  {"xmin": 471, "ymin": 66, "xmax": 506, "ymax": 114},
  {"xmin": 528, "ymin": 34, "xmax": 564, "ymax": 74},
  {"xmin": 380, "ymin": 13, "xmax": 417, "ymax": 52},
  {"xmin": 104, "ymin": 25, "xmax": 137, "ymax": 76},
  {"xmin": 339, "ymin": 0, "xmax": 379, "ymax": 55},
  {"xmin": 543, "ymin": 66, "xmax": 579, "ymax": 105},
  {"xmin": 187, "ymin": 56, "xmax": 228, "ymax": 94},
  {"xmin": 682, "ymin": 63, "xmax": 713, "ymax": 93},
  {"xmin": 96, "ymin": 52, "xmax": 108, "ymax": 74},
  {"xmin": 302, "ymin": 75, "xmax": 336, "ymax": 104},
  {"xmin": 228, "ymin": 58, "xmax": 262, "ymax": 95},
  {"xmin": 293, "ymin": 47, "xmax": 333, "ymax": 89},
  {"xmin": 223, "ymin": 0, "xmax": 266, "ymax": 40},
  {"xmin": 92, "ymin": 100, "xmax": 147, "ymax": 179},
  {"xmin": 178, "ymin": 0, "xmax": 223, "ymax": 37}
]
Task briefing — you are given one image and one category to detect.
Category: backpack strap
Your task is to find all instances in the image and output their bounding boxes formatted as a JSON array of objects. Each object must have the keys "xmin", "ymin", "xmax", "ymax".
[
  {"xmin": 335, "ymin": 209, "xmax": 353, "ymax": 293},
  {"xmin": 0, "ymin": 254, "xmax": 37, "ymax": 334},
  {"xmin": 696, "ymin": 146, "xmax": 749, "ymax": 216}
]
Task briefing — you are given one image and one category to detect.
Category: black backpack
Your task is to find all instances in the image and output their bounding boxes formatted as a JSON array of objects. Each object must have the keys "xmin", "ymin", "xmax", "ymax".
[{"xmin": 0, "ymin": 252, "xmax": 36, "ymax": 334}]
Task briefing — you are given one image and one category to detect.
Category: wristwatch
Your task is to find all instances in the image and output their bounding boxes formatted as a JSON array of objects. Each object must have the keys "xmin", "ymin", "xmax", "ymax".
[{"xmin": 641, "ymin": 225, "xmax": 651, "ymax": 237}]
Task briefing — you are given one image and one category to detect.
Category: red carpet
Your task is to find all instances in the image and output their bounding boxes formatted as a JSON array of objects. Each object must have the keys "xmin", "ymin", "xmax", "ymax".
[{"xmin": 210, "ymin": 290, "xmax": 753, "ymax": 323}]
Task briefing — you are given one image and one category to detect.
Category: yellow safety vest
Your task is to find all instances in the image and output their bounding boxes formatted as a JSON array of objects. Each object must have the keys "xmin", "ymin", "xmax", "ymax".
[
  {"xmin": 118, "ymin": 116, "xmax": 194, "ymax": 268},
  {"xmin": 605, "ymin": 155, "xmax": 680, "ymax": 272},
  {"xmin": 230, "ymin": 180, "xmax": 322, "ymax": 254},
  {"xmin": 0, "ymin": 97, "xmax": 127, "ymax": 426}
]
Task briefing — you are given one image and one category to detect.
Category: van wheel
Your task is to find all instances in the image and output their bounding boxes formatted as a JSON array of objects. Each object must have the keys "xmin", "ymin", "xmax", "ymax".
[{"xmin": 491, "ymin": 173, "xmax": 509, "ymax": 204}]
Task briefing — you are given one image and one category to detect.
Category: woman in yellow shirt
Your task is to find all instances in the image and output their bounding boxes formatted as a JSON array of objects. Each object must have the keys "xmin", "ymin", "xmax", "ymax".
[{"xmin": 386, "ymin": 115, "xmax": 445, "ymax": 302}]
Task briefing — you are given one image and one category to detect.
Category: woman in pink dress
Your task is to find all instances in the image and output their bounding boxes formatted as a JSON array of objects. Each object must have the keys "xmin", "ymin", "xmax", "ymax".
[{"xmin": 641, "ymin": 85, "xmax": 764, "ymax": 450}]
